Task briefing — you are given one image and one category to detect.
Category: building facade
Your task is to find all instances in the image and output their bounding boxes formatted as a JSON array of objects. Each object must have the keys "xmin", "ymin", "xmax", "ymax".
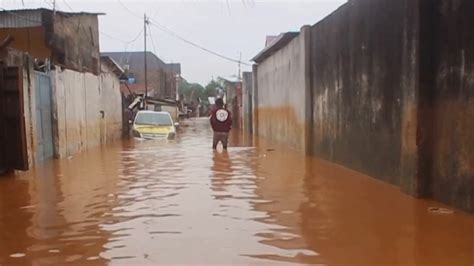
[
  {"xmin": 101, "ymin": 51, "xmax": 181, "ymax": 100},
  {"xmin": 0, "ymin": 9, "xmax": 123, "ymax": 172}
]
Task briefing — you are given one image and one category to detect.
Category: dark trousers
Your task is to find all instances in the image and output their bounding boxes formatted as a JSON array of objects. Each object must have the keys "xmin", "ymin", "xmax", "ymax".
[{"xmin": 213, "ymin": 132, "xmax": 229, "ymax": 149}]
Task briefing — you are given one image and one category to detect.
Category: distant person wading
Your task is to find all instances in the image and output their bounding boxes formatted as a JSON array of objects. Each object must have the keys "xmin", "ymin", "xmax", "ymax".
[{"xmin": 210, "ymin": 98, "xmax": 232, "ymax": 150}]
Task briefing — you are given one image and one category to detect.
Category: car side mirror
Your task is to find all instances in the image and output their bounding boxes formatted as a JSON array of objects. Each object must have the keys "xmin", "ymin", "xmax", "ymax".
[
  {"xmin": 128, "ymin": 120, "xmax": 133, "ymax": 125},
  {"xmin": 174, "ymin": 122, "xmax": 180, "ymax": 127}
]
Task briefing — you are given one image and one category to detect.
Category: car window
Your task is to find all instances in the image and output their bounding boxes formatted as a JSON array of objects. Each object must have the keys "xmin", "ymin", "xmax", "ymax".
[{"xmin": 135, "ymin": 113, "xmax": 172, "ymax": 126}]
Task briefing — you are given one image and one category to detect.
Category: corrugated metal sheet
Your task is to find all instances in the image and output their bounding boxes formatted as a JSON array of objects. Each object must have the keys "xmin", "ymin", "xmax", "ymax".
[{"xmin": 0, "ymin": 10, "xmax": 42, "ymax": 28}]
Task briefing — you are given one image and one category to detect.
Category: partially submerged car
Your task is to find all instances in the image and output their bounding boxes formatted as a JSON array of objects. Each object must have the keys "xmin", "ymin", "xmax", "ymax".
[{"xmin": 132, "ymin": 111, "xmax": 178, "ymax": 140}]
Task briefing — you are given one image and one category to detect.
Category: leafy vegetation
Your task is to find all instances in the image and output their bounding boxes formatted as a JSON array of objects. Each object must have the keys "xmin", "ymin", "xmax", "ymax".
[{"xmin": 179, "ymin": 79, "xmax": 221, "ymax": 103}]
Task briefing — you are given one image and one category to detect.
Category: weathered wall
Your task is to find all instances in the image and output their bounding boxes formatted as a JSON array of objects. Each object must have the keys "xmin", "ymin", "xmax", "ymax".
[
  {"xmin": 0, "ymin": 27, "xmax": 51, "ymax": 60},
  {"xmin": 99, "ymin": 66, "xmax": 123, "ymax": 143},
  {"xmin": 51, "ymin": 65, "xmax": 122, "ymax": 158},
  {"xmin": 224, "ymin": 81, "xmax": 242, "ymax": 129},
  {"xmin": 255, "ymin": 30, "xmax": 309, "ymax": 151},
  {"xmin": 161, "ymin": 105, "xmax": 178, "ymax": 122},
  {"xmin": 0, "ymin": 10, "xmax": 101, "ymax": 74},
  {"xmin": 424, "ymin": 0, "xmax": 474, "ymax": 212},
  {"xmin": 250, "ymin": 0, "xmax": 474, "ymax": 212},
  {"xmin": 47, "ymin": 13, "xmax": 100, "ymax": 74},
  {"xmin": 310, "ymin": 0, "xmax": 420, "ymax": 187},
  {"xmin": 242, "ymin": 72, "xmax": 253, "ymax": 133}
]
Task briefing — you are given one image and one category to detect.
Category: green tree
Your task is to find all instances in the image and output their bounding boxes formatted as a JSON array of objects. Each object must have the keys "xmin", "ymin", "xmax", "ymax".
[
  {"xmin": 203, "ymin": 79, "xmax": 220, "ymax": 99},
  {"xmin": 179, "ymin": 79, "xmax": 205, "ymax": 102}
]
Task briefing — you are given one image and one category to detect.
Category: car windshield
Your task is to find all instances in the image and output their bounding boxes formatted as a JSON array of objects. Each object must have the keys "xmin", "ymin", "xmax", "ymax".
[{"xmin": 135, "ymin": 112, "xmax": 172, "ymax": 126}]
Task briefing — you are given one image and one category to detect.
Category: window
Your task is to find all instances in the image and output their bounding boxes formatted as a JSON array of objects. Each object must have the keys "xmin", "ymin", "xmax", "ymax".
[{"xmin": 135, "ymin": 112, "xmax": 172, "ymax": 126}]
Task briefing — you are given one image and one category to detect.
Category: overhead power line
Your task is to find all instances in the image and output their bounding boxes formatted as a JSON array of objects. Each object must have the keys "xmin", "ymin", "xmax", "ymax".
[
  {"xmin": 147, "ymin": 23, "xmax": 165, "ymax": 61},
  {"xmin": 149, "ymin": 20, "xmax": 250, "ymax": 66},
  {"xmin": 101, "ymin": 28, "xmax": 144, "ymax": 44},
  {"xmin": 62, "ymin": 0, "xmax": 74, "ymax": 12},
  {"xmin": 117, "ymin": 0, "xmax": 142, "ymax": 19},
  {"xmin": 43, "ymin": 0, "xmax": 54, "ymax": 9},
  {"xmin": 53, "ymin": 0, "xmax": 143, "ymax": 45},
  {"xmin": 116, "ymin": 0, "xmax": 250, "ymax": 66}
]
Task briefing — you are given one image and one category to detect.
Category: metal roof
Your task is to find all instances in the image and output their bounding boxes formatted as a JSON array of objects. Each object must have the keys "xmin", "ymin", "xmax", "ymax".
[
  {"xmin": 251, "ymin": 32, "xmax": 299, "ymax": 64},
  {"xmin": 101, "ymin": 56, "xmax": 125, "ymax": 76},
  {"xmin": 0, "ymin": 9, "xmax": 42, "ymax": 27},
  {"xmin": 101, "ymin": 51, "xmax": 181, "ymax": 74},
  {"xmin": 0, "ymin": 8, "xmax": 105, "ymax": 16}
]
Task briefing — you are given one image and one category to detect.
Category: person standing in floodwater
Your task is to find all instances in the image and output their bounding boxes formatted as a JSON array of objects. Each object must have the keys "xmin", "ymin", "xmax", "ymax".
[{"xmin": 210, "ymin": 98, "xmax": 232, "ymax": 150}]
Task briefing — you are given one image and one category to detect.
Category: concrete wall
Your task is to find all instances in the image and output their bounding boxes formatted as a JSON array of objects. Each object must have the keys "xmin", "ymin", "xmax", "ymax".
[
  {"xmin": 310, "ymin": 0, "xmax": 420, "ymax": 188},
  {"xmin": 242, "ymin": 72, "xmax": 253, "ymax": 133},
  {"xmin": 0, "ymin": 11, "xmax": 101, "ymax": 74},
  {"xmin": 423, "ymin": 0, "xmax": 474, "ymax": 212},
  {"xmin": 51, "ymin": 65, "xmax": 122, "ymax": 158},
  {"xmin": 0, "ymin": 26, "xmax": 51, "ymax": 60},
  {"xmin": 255, "ymin": 29, "xmax": 310, "ymax": 152},
  {"xmin": 99, "ymin": 65, "xmax": 123, "ymax": 143},
  {"xmin": 251, "ymin": 0, "xmax": 474, "ymax": 212},
  {"xmin": 48, "ymin": 13, "xmax": 101, "ymax": 74},
  {"xmin": 224, "ymin": 81, "xmax": 243, "ymax": 130}
]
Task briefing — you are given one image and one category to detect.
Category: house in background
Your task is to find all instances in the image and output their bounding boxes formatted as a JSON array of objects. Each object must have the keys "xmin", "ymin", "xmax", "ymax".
[{"xmin": 101, "ymin": 51, "xmax": 181, "ymax": 100}]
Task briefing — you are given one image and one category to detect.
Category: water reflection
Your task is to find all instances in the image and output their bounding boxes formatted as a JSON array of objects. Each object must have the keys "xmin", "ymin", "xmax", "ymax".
[{"xmin": 0, "ymin": 118, "xmax": 473, "ymax": 265}]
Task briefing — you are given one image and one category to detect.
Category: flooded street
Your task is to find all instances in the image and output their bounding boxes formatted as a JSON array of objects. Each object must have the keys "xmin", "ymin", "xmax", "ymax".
[{"xmin": 1, "ymin": 118, "xmax": 474, "ymax": 265}]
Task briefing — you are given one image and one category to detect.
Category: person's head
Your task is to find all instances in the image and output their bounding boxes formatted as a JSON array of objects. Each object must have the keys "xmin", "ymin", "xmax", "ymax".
[{"xmin": 215, "ymin": 98, "xmax": 224, "ymax": 108}]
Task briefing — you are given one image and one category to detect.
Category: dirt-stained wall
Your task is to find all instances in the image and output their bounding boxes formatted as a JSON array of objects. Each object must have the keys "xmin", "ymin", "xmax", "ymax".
[
  {"xmin": 51, "ymin": 65, "xmax": 122, "ymax": 158},
  {"xmin": 47, "ymin": 13, "xmax": 100, "ymax": 74},
  {"xmin": 424, "ymin": 0, "xmax": 474, "ymax": 212},
  {"xmin": 310, "ymin": 0, "xmax": 420, "ymax": 188},
  {"xmin": 0, "ymin": 27, "xmax": 51, "ymax": 60},
  {"xmin": 255, "ymin": 29, "xmax": 310, "ymax": 152},
  {"xmin": 242, "ymin": 72, "xmax": 253, "ymax": 134},
  {"xmin": 0, "ymin": 10, "xmax": 101, "ymax": 75},
  {"xmin": 251, "ymin": 0, "xmax": 474, "ymax": 212}
]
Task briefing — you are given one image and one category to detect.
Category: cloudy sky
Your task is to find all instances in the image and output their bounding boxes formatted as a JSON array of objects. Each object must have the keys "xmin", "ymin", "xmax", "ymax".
[{"xmin": 2, "ymin": 0, "xmax": 345, "ymax": 85}]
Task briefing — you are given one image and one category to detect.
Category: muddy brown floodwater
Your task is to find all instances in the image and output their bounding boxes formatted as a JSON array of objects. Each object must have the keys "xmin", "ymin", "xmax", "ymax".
[{"xmin": 1, "ymin": 118, "xmax": 474, "ymax": 265}]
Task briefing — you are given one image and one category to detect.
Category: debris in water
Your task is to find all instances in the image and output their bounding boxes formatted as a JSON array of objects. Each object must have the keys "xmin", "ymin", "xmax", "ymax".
[
  {"xmin": 428, "ymin": 207, "xmax": 454, "ymax": 214},
  {"xmin": 48, "ymin": 249, "xmax": 60, "ymax": 253},
  {"xmin": 267, "ymin": 148, "xmax": 276, "ymax": 152}
]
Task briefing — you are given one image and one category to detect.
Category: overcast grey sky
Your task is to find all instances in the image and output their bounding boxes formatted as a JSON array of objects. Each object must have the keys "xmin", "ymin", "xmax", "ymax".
[{"xmin": 2, "ymin": 0, "xmax": 345, "ymax": 85}]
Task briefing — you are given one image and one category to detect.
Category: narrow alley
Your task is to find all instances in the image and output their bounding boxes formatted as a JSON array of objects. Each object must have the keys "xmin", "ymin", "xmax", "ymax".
[{"xmin": 1, "ymin": 118, "xmax": 473, "ymax": 265}]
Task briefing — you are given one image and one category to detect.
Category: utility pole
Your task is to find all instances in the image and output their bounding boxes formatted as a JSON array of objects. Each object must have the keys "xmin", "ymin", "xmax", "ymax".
[
  {"xmin": 144, "ymin": 13, "xmax": 149, "ymax": 107},
  {"xmin": 238, "ymin": 52, "xmax": 242, "ymax": 81}
]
